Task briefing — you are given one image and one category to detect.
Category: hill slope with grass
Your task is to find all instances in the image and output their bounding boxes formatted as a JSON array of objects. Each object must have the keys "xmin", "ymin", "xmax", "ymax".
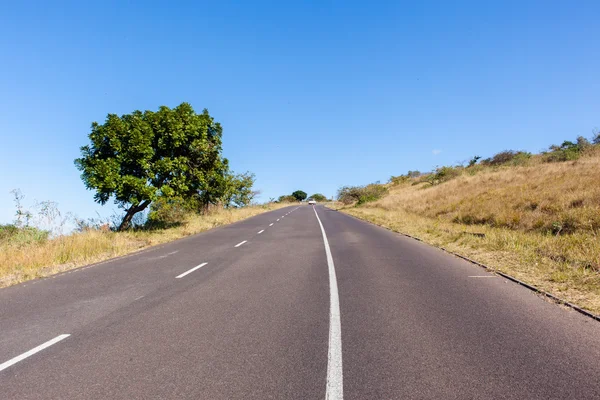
[{"xmin": 333, "ymin": 135, "xmax": 600, "ymax": 314}]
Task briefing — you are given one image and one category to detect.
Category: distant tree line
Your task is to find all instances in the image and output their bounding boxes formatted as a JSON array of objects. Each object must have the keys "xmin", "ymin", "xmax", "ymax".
[{"xmin": 276, "ymin": 190, "xmax": 328, "ymax": 203}]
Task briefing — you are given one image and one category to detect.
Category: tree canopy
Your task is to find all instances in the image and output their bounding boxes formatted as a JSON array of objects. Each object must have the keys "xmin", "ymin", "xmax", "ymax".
[
  {"xmin": 75, "ymin": 103, "xmax": 229, "ymax": 230},
  {"xmin": 291, "ymin": 190, "xmax": 307, "ymax": 202},
  {"xmin": 310, "ymin": 193, "xmax": 327, "ymax": 202}
]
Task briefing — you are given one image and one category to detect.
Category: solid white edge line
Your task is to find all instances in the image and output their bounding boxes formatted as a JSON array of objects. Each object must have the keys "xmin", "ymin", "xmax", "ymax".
[
  {"xmin": 176, "ymin": 262, "xmax": 208, "ymax": 279},
  {"xmin": 313, "ymin": 206, "xmax": 343, "ymax": 400},
  {"xmin": 234, "ymin": 240, "xmax": 247, "ymax": 248},
  {"xmin": 258, "ymin": 230, "xmax": 265, "ymax": 234},
  {"xmin": 0, "ymin": 334, "xmax": 70, "ymax": 372}
]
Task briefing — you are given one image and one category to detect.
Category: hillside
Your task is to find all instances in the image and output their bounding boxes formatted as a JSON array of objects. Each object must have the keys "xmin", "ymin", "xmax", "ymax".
[{"xmin": 334, "ymin": 140, "xmax": 600, "ymax": 314}]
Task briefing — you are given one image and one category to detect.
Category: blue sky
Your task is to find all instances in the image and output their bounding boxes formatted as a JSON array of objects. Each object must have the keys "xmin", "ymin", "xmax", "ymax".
[{"xmin": 1, "ymin": 0, "xmax": 599, "ymax": 224}]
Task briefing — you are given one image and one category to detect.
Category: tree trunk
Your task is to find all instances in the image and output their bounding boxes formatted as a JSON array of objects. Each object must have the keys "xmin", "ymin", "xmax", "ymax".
[{"xmin": 118, "ymin": 200, "xmax": 151, "ymax": 231}]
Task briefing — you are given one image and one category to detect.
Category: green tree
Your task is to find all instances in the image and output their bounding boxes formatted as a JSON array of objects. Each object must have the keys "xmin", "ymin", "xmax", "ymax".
[
  {"xmin": 291, "ymin": 190, "xmax": 307, "ymax": 202},
  {"xmin": 75, "ymin": 103, "xmax": 228, "ymax": 231},
  {"xmin": 310, "ymin": 193, "xmax": 327, "ymax": 202},
  {"xmin": 222, "ymin": 172, "xmax": 257, "ymax": 208}
]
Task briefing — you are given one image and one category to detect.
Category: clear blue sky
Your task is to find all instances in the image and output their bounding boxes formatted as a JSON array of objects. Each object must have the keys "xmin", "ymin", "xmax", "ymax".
[{"xmin": 1, "ymin": 0, "xmax": 599, "ymax": 224}]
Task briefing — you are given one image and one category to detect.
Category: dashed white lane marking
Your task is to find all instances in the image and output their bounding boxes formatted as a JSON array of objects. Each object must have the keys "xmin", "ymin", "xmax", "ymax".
[
  {"xmin": 0, "ymin": 334, "xmax": 71, "ymax": 372},
  {"xmin": 313, "ymin": 206, "xmax": 343, "ymax": 400},
  {"xmin": 234, "ymin": 240, "xmax": 247, "ymax": 248},
  {"xmin": 277, "ymin": 219, "xmax": 280, "ymax": 222},
  {"xmin": 176, "ymin": 263, "xmax": 208, "ymax": 278},
  {"xmin": 468, "ymin": 275, "xmax": 496, "ymax": 278},
  {"xmin": 258, "ymin": 230, "xmax": 265, "ymax": 234},
  {"xmin": 270, "ymin": 223, "xmax": 274, "ymax": 226}
]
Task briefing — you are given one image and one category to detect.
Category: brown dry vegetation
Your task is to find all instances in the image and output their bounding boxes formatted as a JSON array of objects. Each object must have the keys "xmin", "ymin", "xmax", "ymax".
[
  {"xmin": 0, "ymin": 203, "xmax": 287, "ymax": 288},
  {"xmin": 334, "ymin": 146, "xmax": 600, "ymax": 314}
]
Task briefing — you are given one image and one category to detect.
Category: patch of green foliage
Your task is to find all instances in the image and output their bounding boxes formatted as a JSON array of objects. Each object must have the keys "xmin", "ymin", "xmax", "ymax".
[
  {"xmin": 543, "ymin": 136, "xmax": 591, "ymax": 163},
  {"xmin": 0, "ymin": 224, "xmax": 49, "ymax": 246},
  {"xmin": 292, "ymin": 190, "xmax": 308, "ymax": 202},
  {"xmin": 277, "ymin": 195, "xmax": 298, "ymax": 203},
  {"xmin": 310, "ymin": 193, "xmax": 327, "ymax": 201},
  {"xmin": 481, "ymin": 150, "xmax": 531, "ymax": 166},
  {"xmin": 337, "ymin": 184, "xmax": 388, "ymax": 205}
]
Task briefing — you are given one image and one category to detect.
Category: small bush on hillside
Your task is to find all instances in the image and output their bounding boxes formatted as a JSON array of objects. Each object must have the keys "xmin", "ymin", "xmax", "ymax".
[
  {"xmin": 389, "ymin": 175, "xmax": 409, "ymax": 185},
  {"xmin": 543, "ymin": 140, "xmax": 585, "ymax": 162},
  {"xmin": 481, "ymin": 150, "xmax": 531, "ymax": 166},
  {"xmin": 0, "ymin": 224, "xmax": 50, "ymax": 246},
  {"xmin": 146, "ymin": 197, "xmax": 195, "ymax": 229},
  {"xmin": 593, "ymin": 130, "xmax": 600, "ymax": 145},
  {"xmin": 337, "ymin": 184, "xmax": 388, "ymax": 205},
  {"xmin": 422, "ymin": 166, "xmax": 461, "ymax": 186},
  {"xmin": 390, "ymin": 170, "xmax": 422, "ymax": 185},
  {"xmin": 468, "ymin": 156, "xmax": 481, "ymax": 167},
  {"xmin": 277, "ymin": 195, "xmax": 298, "ymax": 203}
]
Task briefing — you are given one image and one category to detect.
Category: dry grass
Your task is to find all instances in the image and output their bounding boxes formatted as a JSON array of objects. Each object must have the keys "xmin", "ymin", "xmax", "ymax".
[
  {"xmin": 0, "ymin": 203, "xmax": 288, "ymax": 288},
  {"xmin": 334, "ymin": 151, "xmax": 600, "ymax": 314}
]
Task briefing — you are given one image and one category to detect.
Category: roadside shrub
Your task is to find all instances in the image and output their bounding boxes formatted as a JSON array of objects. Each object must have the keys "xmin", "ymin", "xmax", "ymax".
[
  {"xmin": 0, "ymin": 224, "xmax": 50, "ymax": 246},
  {"xmin": 422, "ymin": 166, "xmax": 461, "ymax": 186},
  {"xmin": 337, "ymin": 184, "xmax": 388, "ymax": 205},
  {"xmin": 277, "ymin": 195, "xmax": 298, "ymax": 203},
  {"xmin": 146, "ymin": 197, "xmax": 194, "ymax": 229}
]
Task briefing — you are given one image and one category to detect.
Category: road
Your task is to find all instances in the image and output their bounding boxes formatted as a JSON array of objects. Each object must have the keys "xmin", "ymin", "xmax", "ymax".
[{"xmin": 1, "ymin": 205, "xmax": 600, "ymax": 399}]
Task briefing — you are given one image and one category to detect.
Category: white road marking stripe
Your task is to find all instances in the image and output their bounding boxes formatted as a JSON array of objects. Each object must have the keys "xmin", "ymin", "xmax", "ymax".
[
  {"xmin": 176, "ymin": 263, "xmax": 208, "ymax": 278},
  {"xmin": 269, "ymin": 223, "xmax": 274, "ymax": 226},
  {"xmin": 258, "ymin": 230, "xmax": 265, "ymax": 234},
  {"xmin": 234, "ymin": 240, "xmax": 247, "ymax": 248},
  {"xmin": 277, "ymin": 219, "xmax": 280, "ymax": 221},
  {"xmin": 313, "ymin": 206, "xmax": 343, "ymax": 400},
  {"xmin": 0, "ymin": 334, "xmax": 70, "ymax": 372}
]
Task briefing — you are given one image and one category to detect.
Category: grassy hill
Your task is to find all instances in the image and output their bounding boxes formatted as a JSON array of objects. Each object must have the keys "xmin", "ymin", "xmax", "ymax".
[{"xmin": 334, "ymin": 138, "xmax": 600, "ymax": 314}]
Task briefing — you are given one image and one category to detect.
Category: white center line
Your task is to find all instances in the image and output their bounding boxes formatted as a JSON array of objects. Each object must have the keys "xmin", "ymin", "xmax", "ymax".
[
  {"xmin": 0, "ymin": 334, "xmax": 70, "ymax": 372},
  {"xmin": 313, "ymin": 207, "xmax": 343, "ymax": 400},
  {"xmin": 258, "ymin": 230, "xmax": 265, "ymax": 234},
  {"xmin": 277, "ymin": 219, "xmax": 280, "ymax": 222},
  {"xmin": 269, "ymin": 223, "xmax": 274, "ymax": 226},
  {"xmin": 234, "ymin": 240, "xmax": 247, "ymax": 248},
  {"xmin": 176, "ymin": 263, "xmax": 208, "ymax": 279}
]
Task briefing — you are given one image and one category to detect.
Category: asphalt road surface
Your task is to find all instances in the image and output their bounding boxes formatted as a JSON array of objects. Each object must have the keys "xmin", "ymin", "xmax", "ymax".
[{"xmin": 2, "ymin": 205, "xmax": 600, "ymax": 399}]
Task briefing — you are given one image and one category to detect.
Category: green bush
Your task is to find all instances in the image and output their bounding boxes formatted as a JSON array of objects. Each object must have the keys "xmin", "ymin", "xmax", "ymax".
[
  {"xmin": 0, "ymin": 224, "xmax": 50, "ymax": 246},
  {"xmin": 481, "ymin": 150, "xmax": 531, "ymax": 166},
  {"xmin": 146, "ymin": 197, "xmax": 195, "ymax": 229},
  {"xmin": 543, "ymin": 140, "xmax": 584, "ymax": 163},
  {"xmin": 337, "ymin": 184, "xmax": 388, "ymax": 205},
  {"xmin": 421, "ymin": 166, "xmax": 462, "ymax": 186},
  {"xmin": 277, "ymin": 195, "xmax": 298, "ymax": 203}
]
